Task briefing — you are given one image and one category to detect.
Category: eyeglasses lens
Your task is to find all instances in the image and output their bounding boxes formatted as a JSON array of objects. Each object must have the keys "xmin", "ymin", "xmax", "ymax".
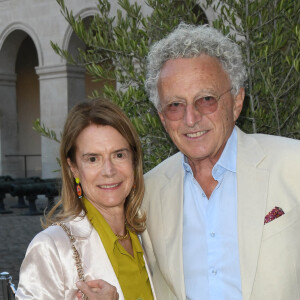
[
  {"xmin": 163, "ymin": 102, "xmax": 184, "ymax": 120},
  {"xmin": 195, "ymin": 96, "xmax": 218, "ymax": 114},
  {"xmin": 164, "ymin": 96, "xmax": 218, "ymax": 121}
]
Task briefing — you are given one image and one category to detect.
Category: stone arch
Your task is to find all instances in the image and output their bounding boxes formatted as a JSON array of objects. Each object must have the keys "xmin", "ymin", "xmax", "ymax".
[
  {"xmin": 0, "ymin": 23, "xmax": 42, "ymax": 177},
  {"xmin": 62, "ymin": 7, "xmax": 99, "ymax": 54},
  {"xmin": 62, "ymin": 7, "xmax": 114, "ymax": 99},
  {"xmin": 0, "ymin": 22, "xmax": 43, "ymax": 71}
]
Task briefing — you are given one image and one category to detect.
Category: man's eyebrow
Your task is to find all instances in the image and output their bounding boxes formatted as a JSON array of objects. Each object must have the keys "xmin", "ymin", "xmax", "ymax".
[
  {"xmin": 165, "ymin": 96, "xmax": 185, "ymax": 102},
  {"xmin": 194, "ymin": 89, "xmax": 218, "ymax": 97},
  {"xmin": 164, "ymin": 89, "xmax": 217, "ymax": 103}
]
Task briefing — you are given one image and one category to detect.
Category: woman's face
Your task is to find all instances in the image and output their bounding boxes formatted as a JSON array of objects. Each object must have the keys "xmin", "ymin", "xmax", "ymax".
[{"xmin": 69, "ymin": 124, "xmax": 134, "ymax": 213}]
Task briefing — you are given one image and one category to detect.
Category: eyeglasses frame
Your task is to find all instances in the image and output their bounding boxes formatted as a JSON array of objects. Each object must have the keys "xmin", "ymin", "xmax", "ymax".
[{"xmin": 159, "ymin": 87, "xmax": 234, "ymax": 121}]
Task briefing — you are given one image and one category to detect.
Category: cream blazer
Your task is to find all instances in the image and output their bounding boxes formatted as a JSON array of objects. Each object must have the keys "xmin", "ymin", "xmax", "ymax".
[
  {"xmin": 16, "ymin": 214, "xmax": 157, "ymax": 300},
  {"xmin": 141, "ymin": 127, "xmax": 300, "ymax": 300}
]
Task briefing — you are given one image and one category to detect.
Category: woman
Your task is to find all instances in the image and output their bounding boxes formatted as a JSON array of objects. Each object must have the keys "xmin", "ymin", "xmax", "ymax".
[{"xmin": 16, "ymin": 99, "xmax": 156, "ymax": 300}]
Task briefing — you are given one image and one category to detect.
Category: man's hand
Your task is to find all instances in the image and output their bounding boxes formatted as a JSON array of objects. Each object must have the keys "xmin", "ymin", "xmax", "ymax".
[{"xmin": 76, "ymin": 280, "xmax": 119, "ymax": 300}]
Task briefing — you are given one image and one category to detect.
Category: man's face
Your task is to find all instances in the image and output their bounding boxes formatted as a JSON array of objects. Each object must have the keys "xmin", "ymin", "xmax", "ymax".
[{"xmin": 157, "ymin": 54, "xmax": 244, "ymax": 165}]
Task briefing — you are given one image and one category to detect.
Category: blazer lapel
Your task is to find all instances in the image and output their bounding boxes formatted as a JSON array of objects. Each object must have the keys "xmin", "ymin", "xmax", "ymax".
[
  {"xmin": 236, "ymin": 129, "xmax": 269, "ymax": 300},
  {"xmin": 67, "ymin": 214, "xmax": 125, "ymax": 299},
  {"xmin": 138, "ymin": 235, "xmax": 158, "ymax": 300},
  {"xmin": 160, "ymin": 153, "xmax": 186, "ymax": 299}
]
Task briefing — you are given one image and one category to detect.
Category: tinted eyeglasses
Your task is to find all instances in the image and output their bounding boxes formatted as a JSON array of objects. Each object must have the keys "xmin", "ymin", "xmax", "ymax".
[{"xmin": 160, "ymin": 87, "xmax": 233, "ymax": 121}]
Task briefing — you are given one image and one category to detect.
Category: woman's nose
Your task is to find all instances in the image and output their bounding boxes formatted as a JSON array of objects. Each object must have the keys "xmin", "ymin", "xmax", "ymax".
[{"xmin": 101, "ymin": 158, "xmax": 117, "ymax": 177}]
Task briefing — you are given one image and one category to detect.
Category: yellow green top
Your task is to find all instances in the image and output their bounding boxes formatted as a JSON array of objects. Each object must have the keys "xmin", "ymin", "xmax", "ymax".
[{"xmin": 84, "ymin": 198, "xmax": 154, "ymax": 300}]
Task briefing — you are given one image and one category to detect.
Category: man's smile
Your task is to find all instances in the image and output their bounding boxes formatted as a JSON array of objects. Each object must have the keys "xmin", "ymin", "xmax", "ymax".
[{"xmin": 185, "ymin": 130, "xmax": 208, "ymax": 138}]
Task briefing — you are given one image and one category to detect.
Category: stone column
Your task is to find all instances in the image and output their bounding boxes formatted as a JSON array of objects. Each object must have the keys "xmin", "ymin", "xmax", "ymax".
[
  {"xmin": 0, "ymin": 72, "xmax": 22, "ymax": 177},
  {"xmin": 35, "ymin": 64, "xmax": 85, "ymax": 178}
]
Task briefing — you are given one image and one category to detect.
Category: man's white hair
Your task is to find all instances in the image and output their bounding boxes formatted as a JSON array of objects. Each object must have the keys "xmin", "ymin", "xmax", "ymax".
[{"xmin": 145, "ymin": 23, "xmax": 247, "ymax": 109}]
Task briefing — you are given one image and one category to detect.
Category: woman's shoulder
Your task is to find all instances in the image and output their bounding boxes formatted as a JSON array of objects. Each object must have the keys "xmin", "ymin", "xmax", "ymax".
[
  {"xmin": 26, "ymin": 214, "xmax": 93, "ymax": 258},
  {"xmin": 37, "ymin": 213, "xmax": 86, "ymax": 239},
  {"xmin": 27, "ymin": 223, "xmax": 69, "ymax": 250}
]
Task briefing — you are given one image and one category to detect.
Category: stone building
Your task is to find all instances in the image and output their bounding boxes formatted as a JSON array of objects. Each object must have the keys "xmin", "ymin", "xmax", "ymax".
[{"xmin": 0, "ymin": 0, "xmax": 213, "ymax": 179}]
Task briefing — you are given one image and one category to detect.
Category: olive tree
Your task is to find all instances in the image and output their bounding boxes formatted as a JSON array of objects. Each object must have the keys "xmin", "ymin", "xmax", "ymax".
[{"xmin": 35, "ymin": 0, "xmax": 299, "ymax": 172}]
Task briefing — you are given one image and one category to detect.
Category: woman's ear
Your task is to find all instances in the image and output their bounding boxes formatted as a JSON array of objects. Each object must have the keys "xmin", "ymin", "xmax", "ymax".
[{"xmin": 67, "ymin": 158, "xmax": 79, "ymax": 178}]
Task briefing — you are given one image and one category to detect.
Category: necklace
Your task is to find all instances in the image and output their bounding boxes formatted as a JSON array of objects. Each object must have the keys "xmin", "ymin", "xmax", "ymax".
[{"xmin": 115, "ymin": 229, "xmax": 129, "ymax": 240}]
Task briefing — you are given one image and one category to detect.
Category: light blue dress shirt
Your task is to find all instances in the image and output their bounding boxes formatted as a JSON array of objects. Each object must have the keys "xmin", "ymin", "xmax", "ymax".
[{"xmin": 182, "ymin": 128, "xmax": 242, "ymax": 300}]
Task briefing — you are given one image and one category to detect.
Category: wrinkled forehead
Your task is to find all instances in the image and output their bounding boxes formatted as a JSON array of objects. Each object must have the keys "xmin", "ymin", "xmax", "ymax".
[{"xmin": 157, "ymin": 56, "xmax": 231, "ymax": 101}]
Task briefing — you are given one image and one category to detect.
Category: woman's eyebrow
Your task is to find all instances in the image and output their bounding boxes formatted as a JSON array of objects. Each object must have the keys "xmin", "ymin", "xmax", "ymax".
[
  {"xmin": 82, "ymin": 153, "xmax": 100, "ymax": 157},
  {"xmin": 81, "ymin": 149, "xmax": 130, "ymax": 157},
  {"xmin": 112, "ymin": 148, "xmax": 130, "ymax": 154}
]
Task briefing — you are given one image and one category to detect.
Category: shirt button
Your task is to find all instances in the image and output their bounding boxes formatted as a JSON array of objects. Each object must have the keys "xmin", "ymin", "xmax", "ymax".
[
  {"xmin": 212, "ymin": 269, "xmax": 217, "ymax": 275},
  {"xmin": 210, "ymin": 232, "xmax": 215, "ymax": 237}
]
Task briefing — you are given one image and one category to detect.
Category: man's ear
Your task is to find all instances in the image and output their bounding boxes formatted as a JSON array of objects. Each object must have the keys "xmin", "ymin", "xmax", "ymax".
[
  {"xmin": 67, "ymin": 158, "xmax": 79, "ymax": 179},
  {"xmin": 233, "ymin": 87, "xmax": 245, "ymax": 122}
]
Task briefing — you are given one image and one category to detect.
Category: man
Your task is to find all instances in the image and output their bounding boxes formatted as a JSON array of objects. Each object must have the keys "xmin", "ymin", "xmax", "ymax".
[{"xmin": 141, "ymin": 23, "xmax": 300, "ymax": 300}]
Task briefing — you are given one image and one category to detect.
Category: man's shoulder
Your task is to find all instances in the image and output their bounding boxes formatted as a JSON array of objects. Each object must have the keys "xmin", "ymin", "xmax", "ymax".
[
  {"xmin": 144, "ymin": 152, "xmax": 182, "ymax": 181},
  {"xmin": 244, "ymin": 131, "xmax": 299, "ymax": 152},
  {"xmin": 237, "ymin": 129, "xmax": 300, "ymax": 169},
  {"xmin": 253, "ymin": 132, "xmax": 299, "ymax": 145}
]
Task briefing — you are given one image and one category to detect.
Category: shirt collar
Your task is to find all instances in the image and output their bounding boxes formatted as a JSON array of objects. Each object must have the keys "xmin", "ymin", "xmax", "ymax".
[
  {"xmin": 182, "ymin": 154, "xmax": 193, "ymax": 174},
  {"xmin": 82, "ymin": 197, "xmax": 144, "ymax": 275},
  {"xmin": 83, "ymin": 197, "xmax": 118, "ymax": 250},
  {"xmin": 215, "ymin": 127, "xmax": 237, "ymax": 173},
  {"xmin": 181, "ymin": 127, "xmax": 237, "ymax": 179}
]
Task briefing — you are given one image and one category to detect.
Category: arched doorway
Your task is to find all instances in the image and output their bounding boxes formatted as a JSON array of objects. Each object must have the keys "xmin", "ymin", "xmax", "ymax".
[
  {"xmin": 15, "ymin": 35, "xmax": 41, "ymax": 177},
  {"xmin": 0, "ymin": 28, "xmax": 41, "ymax": 177}
]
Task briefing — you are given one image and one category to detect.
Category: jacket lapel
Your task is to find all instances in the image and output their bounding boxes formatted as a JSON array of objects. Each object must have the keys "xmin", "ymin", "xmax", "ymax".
[
  {"xmin": 67, "ymin": 214, "xmax": 125, "ymax": 300},
  {"xmin": 236, "ymin": 129, "xmax": 269, "ymax": 300},
  {"xmin": 69, "ymin": 214, "xmax": 158, "ymax": 300},
  {"xmin": 138, "ymin": 235, "xmax": 158, "ymax": 300},
  {"xmin": 160, "ymin": 153, "xmax": 186, "ymax": 299}
]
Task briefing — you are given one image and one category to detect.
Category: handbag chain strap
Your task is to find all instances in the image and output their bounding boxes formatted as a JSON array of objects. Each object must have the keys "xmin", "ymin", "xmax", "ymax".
[{"xmin": 53, "ymin": 222, "xmax": 87, "ymax": 300}]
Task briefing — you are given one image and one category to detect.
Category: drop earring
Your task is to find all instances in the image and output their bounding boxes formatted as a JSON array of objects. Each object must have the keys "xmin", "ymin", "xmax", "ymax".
[{"xmin": 75, "ymin": 177, "xmax": 83, "ymax": 199}]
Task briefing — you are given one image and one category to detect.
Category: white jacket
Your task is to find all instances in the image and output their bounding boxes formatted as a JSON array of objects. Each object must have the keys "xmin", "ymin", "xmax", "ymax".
[{"xmin": 16, "ymin": 214, "xmax": 157, "ymax": 300}]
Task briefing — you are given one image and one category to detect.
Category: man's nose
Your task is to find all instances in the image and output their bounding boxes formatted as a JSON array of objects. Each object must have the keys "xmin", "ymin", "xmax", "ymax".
[
  {"xmin": 184, "ymin": 103, "xmax": 202, "ymax": 127},
  {"xmin": 101, "ymin": 158, "xmax": 117, "ymax": 177}
]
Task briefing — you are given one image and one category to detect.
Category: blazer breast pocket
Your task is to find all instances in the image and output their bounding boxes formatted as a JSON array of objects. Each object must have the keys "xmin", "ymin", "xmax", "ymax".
[{"xmin": 263, "ymin": 205, "xmax": 300, "ymax": 241}]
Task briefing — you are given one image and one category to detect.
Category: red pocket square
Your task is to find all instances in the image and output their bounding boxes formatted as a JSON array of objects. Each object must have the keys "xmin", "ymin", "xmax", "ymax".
[{"xmin": 264, "ymin": 206, "xmax": 285, "ymax": 224}]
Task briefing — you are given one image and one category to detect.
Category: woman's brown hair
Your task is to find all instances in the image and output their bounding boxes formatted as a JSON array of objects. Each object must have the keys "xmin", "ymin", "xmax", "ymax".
[{"xmin": 43, "ymin": 99, "xmax": 146, "ymax": 233}]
